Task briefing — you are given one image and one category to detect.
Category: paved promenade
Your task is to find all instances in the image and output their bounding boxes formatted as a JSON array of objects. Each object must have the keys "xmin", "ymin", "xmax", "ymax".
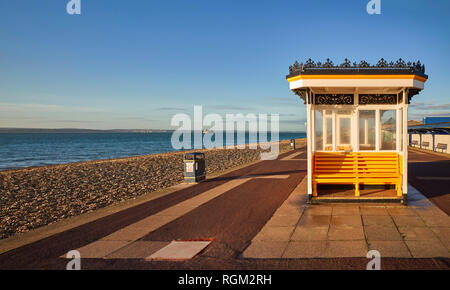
[
  {"xmin": 0, "ymin": 148, "xmax": 449, "ymax": 270},
  {"xmin": 243, "ymin": 180, "xmax": 450, "ymax": 259}
]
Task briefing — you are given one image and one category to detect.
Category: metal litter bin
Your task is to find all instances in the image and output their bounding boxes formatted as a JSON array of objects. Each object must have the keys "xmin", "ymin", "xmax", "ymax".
[
  {"xmin": 290, "ymin": 139, "xmax": 296, "ymax": 149},
  {"xmin": 184, "ymin": 152, "xmax": 206, "ymax": 183}
]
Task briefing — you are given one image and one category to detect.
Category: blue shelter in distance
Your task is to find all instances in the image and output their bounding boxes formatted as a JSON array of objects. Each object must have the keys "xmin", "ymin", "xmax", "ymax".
[{"xmin": 422, "ymin": 117, "xmax": 450, "ymax": 125}]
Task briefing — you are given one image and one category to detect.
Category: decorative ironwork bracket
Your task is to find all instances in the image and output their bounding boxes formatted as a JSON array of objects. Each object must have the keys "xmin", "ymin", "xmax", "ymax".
[
  {"xmin": 407, "ymin": 89, "xmax": 421, "ymax": 104},
  {"xmin": 314, "ymin": 94, "xmax": 354, "ymax": 105},
  {"xmin": 292, "ymin": 88, "xmax": 310, "ymax": 104},
  {"xmin": 359, "ymin": 94, "xmax": 397, "ymax": 105}
]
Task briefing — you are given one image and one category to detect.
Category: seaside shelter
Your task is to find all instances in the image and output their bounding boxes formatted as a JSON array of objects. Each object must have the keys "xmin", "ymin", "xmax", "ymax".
[
  {"xmin": 409, "ymin": 121, "xmax": 450, "ymax": 153},
  {"xmin": 286, "ymin": 58, "xmax": 428, "ymax": 203}
]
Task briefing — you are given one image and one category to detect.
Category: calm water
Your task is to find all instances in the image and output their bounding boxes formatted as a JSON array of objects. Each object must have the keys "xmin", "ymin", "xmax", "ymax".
[{"xmin": 0, "ymin": 132, "xmax": 306, "ymax": 170}]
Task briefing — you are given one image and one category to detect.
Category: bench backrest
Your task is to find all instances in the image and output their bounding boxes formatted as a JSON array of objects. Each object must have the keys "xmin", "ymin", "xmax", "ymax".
[
  {"xmin": 356, "ymin": 153, "xmax": 400, "ymax": 175},
  {"xmin": 314, "ymin": 152, "xmax": 402, "ymax": 176},
  {"xmin": 314, "ymin": 153, "xmax": 356, "ymax": 175}
]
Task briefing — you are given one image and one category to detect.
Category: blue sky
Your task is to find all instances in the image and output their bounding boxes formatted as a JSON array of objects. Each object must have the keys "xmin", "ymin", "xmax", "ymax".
[{"xmin": 0, "ymin": 0, "xmax": 449, "ymax": 131}]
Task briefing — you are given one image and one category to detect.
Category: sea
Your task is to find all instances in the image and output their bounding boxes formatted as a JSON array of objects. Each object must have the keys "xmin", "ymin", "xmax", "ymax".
[{"xmin": 0, "ymin": 132, "xmax": 306, "ymax": 170}]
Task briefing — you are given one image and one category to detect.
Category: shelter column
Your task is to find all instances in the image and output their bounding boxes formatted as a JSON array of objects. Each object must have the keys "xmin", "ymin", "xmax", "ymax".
[
  {"xmin": 306, "ymin": 92, "xmax": 313, "ymax": 198},
  {"xmin": 402, "ymin": 91, "xmax": 408, "ymax": 196}
]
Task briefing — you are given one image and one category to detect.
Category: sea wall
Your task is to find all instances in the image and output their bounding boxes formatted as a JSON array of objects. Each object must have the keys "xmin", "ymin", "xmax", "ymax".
[{"xmin": 0, "ymin": 138, "xmax": 306, "ymax": 240}]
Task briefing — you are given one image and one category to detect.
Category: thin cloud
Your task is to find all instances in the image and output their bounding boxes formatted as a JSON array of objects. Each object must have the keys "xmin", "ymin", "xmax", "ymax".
[
  {"xmin": 50, "ymin": 120, "xmax": 104, "ymax": 124},
  {"xmin": 0, "ymin": 102, "xmax": 104, "ymax": 113},
  {"xmin": 154, "ymin": 107, "xmax": 187, "ymax": 111},
  {"xmin": 115, "ymin": 117, "xmax": 156, "ymax": 121},
  {"xmin": 409, "ymin": 111, "xmax": 450, "ymax": 120},
  {"xmin": 409, "ymin": 102, "xmax": 450, "ymax": 111},
  {"xmin": 206, "ymin": 105, "xmax": 254, "ymax": 111}
]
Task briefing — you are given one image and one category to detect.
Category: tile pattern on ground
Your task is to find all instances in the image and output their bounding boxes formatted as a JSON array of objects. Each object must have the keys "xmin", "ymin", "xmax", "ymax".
[{"xmin": 242, "ymin": 183, "xmax": 450, "ymax": 258}]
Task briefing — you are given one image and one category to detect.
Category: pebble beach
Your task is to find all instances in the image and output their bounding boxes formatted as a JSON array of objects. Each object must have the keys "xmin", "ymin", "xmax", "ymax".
[{"xmin": 0, "ymin": 139, "xmax": 305, "ymax": 240}]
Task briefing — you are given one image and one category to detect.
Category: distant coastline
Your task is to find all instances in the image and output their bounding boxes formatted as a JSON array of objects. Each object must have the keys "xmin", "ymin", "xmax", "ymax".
[
  {"xmin": 0, "ymin": 128, "xmax": 306, "ymax": 134},
  {"xmin": 0, "ymin": 128, "xmax": 174, "ymax": 134}
]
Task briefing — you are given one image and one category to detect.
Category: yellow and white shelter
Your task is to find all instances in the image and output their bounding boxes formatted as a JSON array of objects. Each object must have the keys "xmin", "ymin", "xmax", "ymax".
[{"xmin": 286, "ymin": 58, "xmax": 428, "ymax": 203}]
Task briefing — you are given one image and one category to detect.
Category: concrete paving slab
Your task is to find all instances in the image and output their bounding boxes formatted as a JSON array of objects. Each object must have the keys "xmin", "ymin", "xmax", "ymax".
[
  {"xmin": 360, "ymin": 207, "xmax": 389, "ymax": 216},
  {"xmin": 275, "ymin": 205, "xmax": 304, "ymax": 216},
  {"xmin": 392, "ymin": 215, "xmax": 427, "ymax": 227},
  {"xmin": 332, "ymin": 206, "xmax": 360, "ymax": 216},
  {"xmin": 241, "ymin": 241, "xmax": 287, "ymax": 259},
  {"xmin": 364, "ymin": 225, "xmax": 402, "ymax": 241},
  {"xmin": 420, "ymin": 214, "xmax": 450, "ymax": 227},
  {"xmin": 405, "ymin": 240, "xmax": 450, "ymax": 258},
  {"xmin": 408, "ymin": 199, "xmax": 434, "ymax": 207},
  {"xmin": 284, "ymin": 194, "xmax": 306, "ymax": 208},
  {"xmin": 331, "ymin": 216, "xmax": 363, "ymax": 227},
  {"xmin": 298, "ymin": 215, "xmax": 330, "ymax": 228},
  {"xmin": 328, "ymin": 225, "xmax": 365, "ymax": 241},
  {"xmin": 325, "ymin": 241, "xmax": 367, "ymax": 258},
  {"xmin": 414, "ymin": 207, "xmax": 448, "ymax": 217},
  {"xmin": 431, "ymin": 227, "xmax": 450, "ymax": 248},
  {"xmin": 368, "ymin": 241, "xmax": 412, "ymax": 258},
  {"xmin": 105, "ymin": 241, "xmax": 169, "ymax": 259},
  {"xmin": 76, "ymin": 240, "xmax": 129, "ymax": 258},
  {"xmin": 304, "ymin": 206, "xmax": 333, "ymax": 216},
  {"xmin": 266, "ymin": 214, "xmax": 300, "ymax": 227},
  {"xmin": 291, "ymin": 227, "xmax": 328, "ymax": 241},
  {"xmin": 146, "ymin": 240, "xmax": 212, "ymax": 261},
  {"xmin": 398, "ymin": 226, "xmax": 440, "ymax": 241},
  {"xmin": 362, "ymin": 216, "xmax": 395, "ymax": 226},
  {"xmin": 282, "ymin": 241, "xmax": 327, "ymax": 258},
  {"xmin": 253, "ymin": 226, "xmax": 295, "ymax": 242},
  {"xmin": 386, "ymin": 207, "xmax": 417, "ymax": 216}
]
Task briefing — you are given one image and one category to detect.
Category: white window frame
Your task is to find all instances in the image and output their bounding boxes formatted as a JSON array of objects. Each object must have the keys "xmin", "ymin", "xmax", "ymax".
[{"xmin": 312, "ymin": 104, "xmax": 403, "ymax": 153}]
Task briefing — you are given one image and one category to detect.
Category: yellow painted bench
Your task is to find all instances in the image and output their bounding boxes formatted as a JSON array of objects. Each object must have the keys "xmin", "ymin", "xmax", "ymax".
[{"xmin": 312, "ymin": 152, "xmax": 403, "ymax": 197}]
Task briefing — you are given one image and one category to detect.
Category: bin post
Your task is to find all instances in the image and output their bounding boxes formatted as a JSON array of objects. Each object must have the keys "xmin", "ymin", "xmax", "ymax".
[
  {"xmin": 184, "ymin": 152, "xmax": 206, "ymax": 183},
  {"xmin": 290, "ymin": 139, "xmax": 296, "ymax": 150}
]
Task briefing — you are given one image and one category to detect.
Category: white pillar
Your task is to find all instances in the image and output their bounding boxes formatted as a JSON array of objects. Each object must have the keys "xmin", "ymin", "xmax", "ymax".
[
  {"xmin": 332, "ymin": 110, "xmax": 336, "ymax": 151},
  {"xmin": 353, "ymin": 109, "xmax": 359, "ymax": 151},
  {"xmin": 322, "ymin": 110, "xmax": 326, "ymax": 151},
  {"xmin": 396, "ymin": 108, "xmax": 401, "ymax": 152},
  {"xmin": 306, "ymin": 102, "xmax": 313, "ymax": 196},
  {"xmin": 402, "ymin": 102, "xmax": 408, "ymax": 195},
  {"xmin": 375, "ymin": 109, "xmax": 380, "ymax": 151}
]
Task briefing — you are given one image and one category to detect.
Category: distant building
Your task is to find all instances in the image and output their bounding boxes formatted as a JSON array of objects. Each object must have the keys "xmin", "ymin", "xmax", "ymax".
[{"xmin": 422, "ymin": 116, "xmax": 450, "ymax": 125}]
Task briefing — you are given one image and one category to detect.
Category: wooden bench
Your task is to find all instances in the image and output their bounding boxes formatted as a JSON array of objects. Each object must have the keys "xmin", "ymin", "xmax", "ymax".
[
  {"xmin": 422, "ymin": 141, "xmax": 430, "ymax": 148},
  {"xmin": 436, "ymin": 143, "xmax": 447, "ymax": 153},
  {"xmin": 411, "ymin": 140, "xmax": 418, "ymax": 147},
  {"xmin": 312, "ymin": 152, "xmax": 403, "ymax": 197}
]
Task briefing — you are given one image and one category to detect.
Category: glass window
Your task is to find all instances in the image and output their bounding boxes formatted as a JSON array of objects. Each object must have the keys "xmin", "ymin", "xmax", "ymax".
[
  {"xmin": 336, "ymin": 110, "xmax": 352, "ymax": 151},
  {"xmin": 359, "ymin": 110, "xmax": 376, "ymax": 150},
  {"xmin": 339, "ymin": 118, "xmax": 351, "ymax": 144},
  {"xmin": 324, "ymin": 117, "xmax": 333, "ymax": 151},
  {"xmin": 380, "ymin": 110, "xmax": 396, "ymax": 150},
  {"xmin": 314, "ymin": 110, "xmax": 323, "ymax": 151}
]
